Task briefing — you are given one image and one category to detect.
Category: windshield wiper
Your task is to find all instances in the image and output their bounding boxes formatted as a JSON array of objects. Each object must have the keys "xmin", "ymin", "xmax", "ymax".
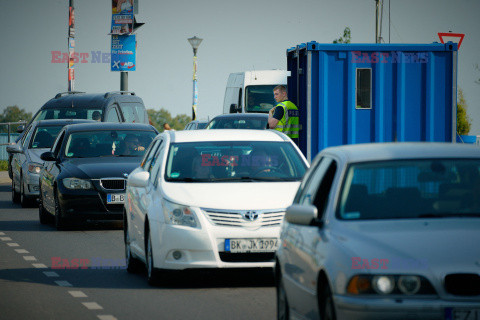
[
  {"xmin": 166, "ymin": 177, "xmax": 212, "ymax": 182},
  {"xmin": 209, "ymin": 176, "xmax": 279, "ymax": 182},
  {"xmin": 417, "ymin": 213, "xmax": 480, "ymax": 218}
]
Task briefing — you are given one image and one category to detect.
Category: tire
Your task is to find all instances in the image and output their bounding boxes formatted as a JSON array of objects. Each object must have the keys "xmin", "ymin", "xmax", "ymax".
[
  {"xmin": 54, "ymin": 191, "xmax": 65, "ymax": 230},
  {"xmin": 146, "ymin": 231, "xmax": 161, "ymax": 285},
  {"xmin": 12, "ymin": 178, "xmax": 20, "ymax": 204},
  {"xmin": 319, "ymin": 282, "xmax": 337, "ymax": 320},
  {"xmin": 38, "ymin": 189, "xmax": 50, "ymax": 225},
  {"xmin": 276, "ymin": 276, "xmax": 290, "ymax": 320},
  {"xmin": 20, "ymin": 176, "xmax": 32, "ymax": 208},
  {"xmin": 124, "ymin": 216, "xmax": 142, "ymax": 273}
]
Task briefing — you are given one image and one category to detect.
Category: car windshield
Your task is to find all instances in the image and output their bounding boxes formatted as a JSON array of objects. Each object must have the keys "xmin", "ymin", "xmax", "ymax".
[
  {"xmin": 206, "ymin": 117, "xmax": 267, "ymax": 130},
  {"xmin": 30, "ymin": 125, "xmax": 64, "ymax": 149},
  {"xmin": 63, "ymin": 130, "xmax": 156, "ymax": 158},
  {"xmin": 197, "ymin": 122, "xmax": 208, "ymax": 129},
  {"xmin": 245, "ymin": 85, "xmax": 281, "ymax": 113},
  {"xmin": 165, "ymin": 141, "xmax": 307, "ymax": 182},
  {"xmin": 337, "ymin": 159, "xmax": 480, "ymax": 220},
  {"xmin": 33, "ymin": 108, "xmax": 103, "ymax": 122}
]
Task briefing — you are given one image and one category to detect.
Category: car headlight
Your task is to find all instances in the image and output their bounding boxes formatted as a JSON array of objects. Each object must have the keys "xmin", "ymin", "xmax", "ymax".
[
  {"xmin": 347, "ymin": 275, "xmax": 436, "ymax": 295},
  {"xmin": 162, "ymin": 199, "xmax": 199, "ymax": 228},
  {"xmin": 28, "ymin": 163, "xmax": 42, "ymax": 174},
  {"xmin": 63, "ymin": 178, "xmax": 93, "ymax": 190},
  {"xmin": 372, "ymin": 275, "xmax": 395, "ymax": 294}
]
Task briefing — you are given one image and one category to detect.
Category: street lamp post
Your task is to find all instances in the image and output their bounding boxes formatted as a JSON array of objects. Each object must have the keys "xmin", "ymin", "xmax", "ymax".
[{"xmin": 188, "ymin": 36, "xmax": 202, "ymax": 121}]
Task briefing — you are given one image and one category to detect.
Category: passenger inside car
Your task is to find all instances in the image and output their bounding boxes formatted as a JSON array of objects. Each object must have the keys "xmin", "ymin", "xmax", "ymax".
[{"xmin": 191, "ymin": 154, "xmax": 213, "ymax": 179}]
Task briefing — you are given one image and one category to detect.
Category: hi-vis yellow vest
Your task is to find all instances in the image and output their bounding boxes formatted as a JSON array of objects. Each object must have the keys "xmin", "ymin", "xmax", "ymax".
[{"xmin": 273, "ymin": 101, "xmax": 299, "ymax": 139}]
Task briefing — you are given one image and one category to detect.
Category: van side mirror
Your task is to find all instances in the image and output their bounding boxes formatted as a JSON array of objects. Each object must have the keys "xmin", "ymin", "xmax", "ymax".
[
  {"xmin": 230, "ymin": 104, "xmax": 241, "ymax": 113},
  {"xmin": 40, "ymin": 151, "xmax": 57, "ymax": 162},
  {"xmin": 16, "ymin": 125, "xmax": 25, "ymax": 133}
]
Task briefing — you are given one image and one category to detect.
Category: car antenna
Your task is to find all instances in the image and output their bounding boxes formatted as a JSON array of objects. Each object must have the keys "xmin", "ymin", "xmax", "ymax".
[{"xmin": 253, "ymin": 65, "xmax": 257, "ymax": 80}]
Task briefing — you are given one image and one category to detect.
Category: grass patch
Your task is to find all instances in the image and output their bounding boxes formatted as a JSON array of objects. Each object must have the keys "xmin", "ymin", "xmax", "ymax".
[{"xmin": 0, "ymin": 160, "xmax": 8, "ymax": 171}]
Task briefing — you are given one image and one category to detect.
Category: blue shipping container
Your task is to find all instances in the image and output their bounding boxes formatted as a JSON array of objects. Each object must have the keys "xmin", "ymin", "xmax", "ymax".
[{"xmin": 287, "ymin": 42, "xmax": 458, "ymax": 161}]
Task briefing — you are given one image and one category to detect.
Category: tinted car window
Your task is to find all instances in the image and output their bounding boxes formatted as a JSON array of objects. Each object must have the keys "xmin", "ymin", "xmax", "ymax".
[
  {"xmin": 64, "ymin": 130, "xmax": 156, "ymax": 158},
  {"xmin": 206, "ymin": 117, "xmax": 268, "ymax": 130},
  {"xmin": 120, "ymin": 103, "xmax": 146, "ymax": 123},
  {"xmin": 105, "ymin": 108, "xmax": 121, "ymax": 122},
  {"xmin": 33, "ymin": 108, "xmax": 100, "ymax": 121},
  {"xmin": 165, "ymin": 141, "xmax": 307, "ymax": 182},
  {"xmin": 30, "ymin": 126, "xmax": 64, "ymax": 149},
  {"xmin": 337, "ymin": 159, "xmax": 480, "ymax": 220}
]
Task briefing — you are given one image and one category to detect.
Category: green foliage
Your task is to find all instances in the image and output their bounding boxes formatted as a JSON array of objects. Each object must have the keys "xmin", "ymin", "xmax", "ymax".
[
  {"xmin": 0, "ymin": 160, "xmax": 8, "ymax": 171},
  {"xmin": 147, "ymin": 108, "xmax": 191, "ymax": 132},
  {"xmin": 333, "ymin": 27, "xmax": 351, "ymax": 44},
  {"xmin": 457, "ymin": 88, "xmax": 471, "ymax": 135},
  {"xmin": 0, "ymin": 106, "xmax": 32, "ymax": 133}
]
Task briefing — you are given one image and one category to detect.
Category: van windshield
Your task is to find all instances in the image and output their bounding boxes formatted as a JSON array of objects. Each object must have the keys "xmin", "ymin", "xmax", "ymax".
[{"xmin": 245, "ymin": 85, "xmax": 280, "ymax": 113}]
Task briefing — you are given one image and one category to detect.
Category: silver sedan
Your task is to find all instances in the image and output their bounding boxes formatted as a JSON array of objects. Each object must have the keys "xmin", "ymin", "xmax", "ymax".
[
  {"xmin": 9, "ymin": 119, "xmax": 93, "ymax": 207},
  {"xmin": 276, "ymin": 142, "xmax": 480, "ymax": 320}
]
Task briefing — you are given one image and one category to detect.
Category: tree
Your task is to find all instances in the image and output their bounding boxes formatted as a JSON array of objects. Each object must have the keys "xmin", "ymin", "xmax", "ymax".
[
  {"xmin": 147, "ymin": 108, "xmax": 191, "ymax": 132},
  {"xmin": 333, "ymin": 27, "xmax": 351, "ymax": 44},
  {"xmin": 456, "ymin": 88, "xmax": 471, "ymax": 135},
  {"xmin": 0, "ymin": 106, "xmax": 32, "ymax": 133}
]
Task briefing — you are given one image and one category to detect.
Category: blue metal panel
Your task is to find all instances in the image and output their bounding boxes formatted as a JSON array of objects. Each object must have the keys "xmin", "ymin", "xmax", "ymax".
[{"xmin": 287, "ymin": 42, "xmax": 457, "ymax": 161}]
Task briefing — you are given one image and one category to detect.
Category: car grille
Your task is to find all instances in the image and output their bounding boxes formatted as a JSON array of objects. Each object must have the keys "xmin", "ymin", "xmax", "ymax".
[
  {"xmin": 445, "ymin": 274, "xmax": 480, "ymax": 296},
  {"xmin": 100, "ymin": 179, "xmax": 125, "ymax": 190},
  {"xmin": 219, "ymin": 252, "xmax": 275, "ymax": 263},
  {"xmin": 202, "ymin": 209, "xmax": 285, "ymax": 228}
]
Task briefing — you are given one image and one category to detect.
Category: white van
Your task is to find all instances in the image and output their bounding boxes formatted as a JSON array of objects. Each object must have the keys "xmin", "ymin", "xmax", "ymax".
[{"xmin": 223, "ymin": 70, "xmax": 289, "ymax": 114}]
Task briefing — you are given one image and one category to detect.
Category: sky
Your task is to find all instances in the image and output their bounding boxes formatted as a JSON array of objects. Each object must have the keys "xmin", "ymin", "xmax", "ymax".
[{"xmin": 1, "ymin": 0, "xmax": 479, "ymax": 133}]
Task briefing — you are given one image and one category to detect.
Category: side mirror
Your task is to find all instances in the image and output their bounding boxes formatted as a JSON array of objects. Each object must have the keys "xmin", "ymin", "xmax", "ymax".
[
  {"xmin": 40, "ymin": 151, "xmax": 57, "ymax": 162},
  {"xmin": 230, "ymin": 103, "xmax": 241, "ymax": 113},
  {"xmin": 128, "ymin": 171, "xmax": 150, "ymax": 188},
  {"xmin": 285, "ymin": 204, "xmax": 319, "ymax": 226},
  {"xmin": 6, "ymin": 144, "xmax": 23, "ymax": 154},
  {"xmin": 16, "ymin": 125, "xmax": 25, "ymax": 133}
]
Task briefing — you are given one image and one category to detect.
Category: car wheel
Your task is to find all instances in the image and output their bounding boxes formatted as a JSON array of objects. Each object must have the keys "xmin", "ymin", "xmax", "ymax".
[
  {"xmin": 146, "ymin": 231, "xmax": 161, "ymax": 285},
  {"xmin": 20, "ymin": 176, "xmax": 32, "ymax": 208},
  {"xmin": 38, "ymin": 189, "xmax": 50, "ymax": 225},
  {"xmin": 319, "ymin": 282, "xmax": 337, "ymax": 320},
  {"xmin": 124, "ymin": 217, "xmax": 142, "ymax": 273},
  {"xmin": 276, "ymin": 276, "xmax": 290, "ymax": 320},
  {"xmin": 12, "ymin": 178, "xmax": 20, "ymax": 204},
  {"xmin": 54, "ymin": 190, "xmax": 65, "ymax": 230}
]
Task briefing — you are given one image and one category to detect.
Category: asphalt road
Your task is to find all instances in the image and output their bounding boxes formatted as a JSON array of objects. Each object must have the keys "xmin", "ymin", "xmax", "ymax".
[{"xmin": 0, "ymin": 172, "xmax": 276, "ymax": 320}]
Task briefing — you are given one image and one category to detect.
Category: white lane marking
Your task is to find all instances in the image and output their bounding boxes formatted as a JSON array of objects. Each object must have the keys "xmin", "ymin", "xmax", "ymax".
[
  {"xmin": 7, "ymin": 243, "xmax": 19, "ymax": 247},
  {"xmin": 43, "ymin": 271, "xmax": 59, "ymax": 277},
  {"xmin": 69, "ymin": 291, "xmax": 87, "ymax": 298},
  {"xmin": 15, "ymin": 249, "xmax": 29, "ymax": 253},
  {"xmin": 98, "ymin": 316, "xmax": 117, "ymax": 320},
  {"xmin": 0, "ymin": 232, "xmax": 5, "ymax": 235},
  {"xmin": 0, "ymin": 237, "xmax": 12, "ymax": 241},
  {"xmin": 32, "ymin": 263, "xmax": 48, "ymax": 269},
  {"xmin": 23, "ymin": 256, "xmax": 37, "ymax": 261},
  {"xmin": 55, "ymin": 280, "xmax": 72, "ymax": 287},
  {"xmin": 82, "ymin": 302, "xmax": 103, "ymax": 310}
]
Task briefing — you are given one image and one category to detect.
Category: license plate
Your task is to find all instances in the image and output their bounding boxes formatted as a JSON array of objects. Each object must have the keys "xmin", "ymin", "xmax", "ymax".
[
  {"xmin": 445, "ymin": 308, "xmax": 480, "ymax": 320},
  {"xmin": 225, "ymin": 238, "xmax": 279, "ymax": 253},
  {"xmin": 107, "ymin": 194, "xmax": 125, "ymax": 204}
]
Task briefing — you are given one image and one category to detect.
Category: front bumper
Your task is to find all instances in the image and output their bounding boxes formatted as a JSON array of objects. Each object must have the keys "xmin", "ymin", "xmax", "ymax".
[
  {"xmin": 150, "ymin": 218, "xmax": 280, "ymax": 270},
  {"xmin": 58, "ymin": 190, "xmax": 123, "ymax": 221},
  {"xmin": 335, "ymin": 294, "xmax": 480, "ymax": 320}
]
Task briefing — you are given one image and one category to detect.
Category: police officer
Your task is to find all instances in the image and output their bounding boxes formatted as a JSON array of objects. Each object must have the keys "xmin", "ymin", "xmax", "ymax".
[{"xmin": 268, "ymin": 85, "xmax": 299, "ymax": 145}]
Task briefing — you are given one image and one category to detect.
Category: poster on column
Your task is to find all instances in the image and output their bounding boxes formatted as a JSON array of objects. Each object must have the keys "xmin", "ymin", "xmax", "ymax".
[
  {"xmin": 111, "ymin": 0, "xmax": 134, "ymax": 34},
  {"xmin": 111, "ymin": 34, "xmax": 136, "ymax": 71}
]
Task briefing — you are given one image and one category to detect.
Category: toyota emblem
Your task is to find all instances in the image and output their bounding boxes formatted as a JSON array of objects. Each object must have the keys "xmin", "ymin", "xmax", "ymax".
[{"xmin": 244, "ymin": 211, "xmax": 259, "ymax": 221}]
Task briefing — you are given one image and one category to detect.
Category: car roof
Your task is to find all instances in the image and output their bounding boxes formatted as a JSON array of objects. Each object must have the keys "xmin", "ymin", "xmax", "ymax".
[
  {"xmin": 321, "ymin": 142, "xmax": 480, "ymax": 163},
  {"xmin": 63, "ymin": 122, "xmax": 156, "ymax": 133},
  {"xmin": 41, "ymin": 92, "xmax": 143, "ymax": 109},
  {"xmin": 34, "ymin": 119, "xmax": 96, "ymax": 127},
  {"xmin": 212, "ymin": 113, "xmax": 268, "ymax": 119},
  {"xmin": 189, "ymin": 120, "xmax": 209, "ymax": 124},
  {"xmin": 165, "ymin": 129, "xmax": 289, "ymax": 143}
]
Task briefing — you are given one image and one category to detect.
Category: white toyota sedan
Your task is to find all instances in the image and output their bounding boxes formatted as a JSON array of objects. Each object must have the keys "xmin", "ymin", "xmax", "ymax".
[{"xmin": 123, "ymin": 129, "xmax": 308, "ymax": 284}]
